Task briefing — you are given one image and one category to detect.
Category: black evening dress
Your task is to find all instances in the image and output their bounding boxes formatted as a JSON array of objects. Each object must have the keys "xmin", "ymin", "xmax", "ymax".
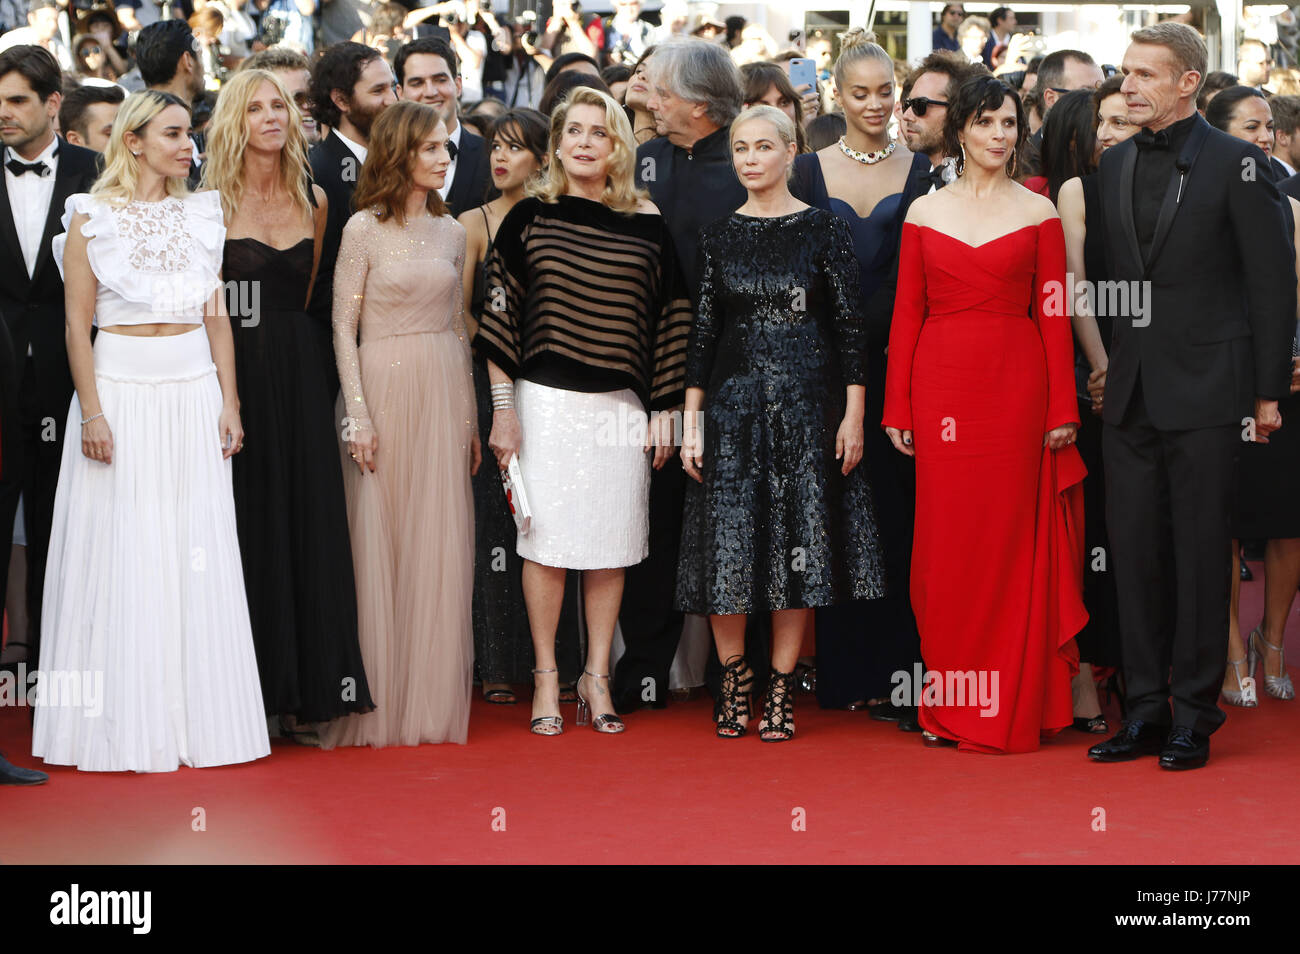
[
  {"xmin": 675, "ymin": 209, "xmax": 886, "ymax": 614},
  {"xmin": 223, "ymin": 232, "xmax": 374, "ymax": 722},
  {"xmin": 1073, "ymin": 173, "xmax": 1122, "ymax": 670}
]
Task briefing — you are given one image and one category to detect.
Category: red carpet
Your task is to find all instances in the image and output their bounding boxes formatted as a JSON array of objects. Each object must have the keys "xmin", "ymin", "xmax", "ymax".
[{"xmin": 3, "ymin": 563, "xmax": 1298, "ymax": 865}]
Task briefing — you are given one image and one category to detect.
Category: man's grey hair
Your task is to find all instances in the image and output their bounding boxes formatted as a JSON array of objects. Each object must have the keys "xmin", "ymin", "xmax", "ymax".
[{"xmin": 649, "ymin": 37, "xmax": 742, "ymax": 128}]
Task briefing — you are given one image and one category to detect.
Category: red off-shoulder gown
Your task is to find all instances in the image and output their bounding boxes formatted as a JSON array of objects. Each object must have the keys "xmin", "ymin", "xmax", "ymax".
[{"xmin": 882, "ymin": 218, "xmax": 1087, "ymax": 753}]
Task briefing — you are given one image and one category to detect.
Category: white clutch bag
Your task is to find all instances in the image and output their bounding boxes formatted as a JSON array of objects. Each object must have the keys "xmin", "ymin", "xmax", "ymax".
[{"xmin": 500, "ymin": 453, "xmax": 533, "ymax": 535}]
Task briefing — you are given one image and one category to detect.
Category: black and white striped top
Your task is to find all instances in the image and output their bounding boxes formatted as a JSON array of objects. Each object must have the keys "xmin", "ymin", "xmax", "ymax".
[{"xmin": 473, "ymin": 195, "xmax": 692, "ymax": 410}]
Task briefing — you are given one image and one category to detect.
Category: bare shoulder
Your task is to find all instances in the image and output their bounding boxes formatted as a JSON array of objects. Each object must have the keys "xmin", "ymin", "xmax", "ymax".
[
  {"xmin": 456, "ymin": 205, "xmax": 486, "ymax": 239},
  {"xmin": 903, "ymin": 189, "xmax": 942, "ymax": 227},
  {"xmin": 1024, "ymin": 189, "xmax": 1059, "ymax": 225},
  {"xmin": 636, "ymin": 196, "xmax": 660, "ymax": 215},
  {"xmin": 310, "ymin": 183, "xmax": 328, "ymax": 214},
  {"xmin": 1289, "ymin": 195, "xmax": 1300, "ymax": 217},
  {"xmin": 1057, "ymin": 176, "xmax": 1082, "ymax": 204}
]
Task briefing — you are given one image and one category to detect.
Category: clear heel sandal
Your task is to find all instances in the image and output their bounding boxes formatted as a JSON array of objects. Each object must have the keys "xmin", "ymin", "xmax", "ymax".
[
  {"xmin": 575, "ymin": 671, "xmax": 624, "ymax": 733},
  {"xmin": 529, "ymin": 668, "xmax": 564, "ymax": 736}
]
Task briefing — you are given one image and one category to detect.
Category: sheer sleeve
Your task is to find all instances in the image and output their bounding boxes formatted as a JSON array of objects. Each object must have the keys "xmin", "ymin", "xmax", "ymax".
[
  {"xmin": 448, "ymin": 220, "xmax": 478, "ymax": 433},
  {"xmin": 882, "ymin": 223, "xmax": 926, "ymax": 430},
  {"xmin": 649, "ymin": 222, "xmax": 692, "ymax": 410},
  {"xmin": 683, "ymin": 227, "xmax": 719, "ymax": 392},
  {"xmin": 333, "ymin": 212, "xmax": 373, "ymax": 434},
  {"xmin": 820, "ymin": 214, "xmax": 866, "ymax": 387},
  {"xmin": 1033, "ymin": 217, "xmax": 1080, "ymax": 431},
  {"xmin": 473, "ymin": 200, "xmax": 530, "ymax": 380}
]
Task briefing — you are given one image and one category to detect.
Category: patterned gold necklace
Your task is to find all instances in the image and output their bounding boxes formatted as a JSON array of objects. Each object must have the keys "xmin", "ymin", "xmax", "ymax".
[{"xmin": 838, "ymin": 136, "xmax": 896, "ymax": 165}]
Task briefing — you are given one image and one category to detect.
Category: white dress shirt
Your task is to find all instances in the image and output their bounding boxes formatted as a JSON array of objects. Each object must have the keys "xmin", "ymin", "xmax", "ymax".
[
  {"xmin": 335, "ymin": 127, "xmax": 367, "ymax": 163},
  {"xmin": 437, "ymin": 123, "xmax": 463, "ymax": 201},
  {"xmin": 4, "ymin": 135, "xmax": 59, "ymax": 278}
]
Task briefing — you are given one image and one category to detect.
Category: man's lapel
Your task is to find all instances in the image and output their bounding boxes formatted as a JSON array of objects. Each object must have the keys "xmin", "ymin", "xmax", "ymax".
[{"xmin": 1145, "ymin": 115, "xmax": 1210, "ymax": 273}]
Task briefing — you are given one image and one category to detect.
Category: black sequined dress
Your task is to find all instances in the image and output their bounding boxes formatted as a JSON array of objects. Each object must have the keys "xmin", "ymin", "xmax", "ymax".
[{"xmin": 675, "ymin": 210, "xmax": 886, "ymax": 615}]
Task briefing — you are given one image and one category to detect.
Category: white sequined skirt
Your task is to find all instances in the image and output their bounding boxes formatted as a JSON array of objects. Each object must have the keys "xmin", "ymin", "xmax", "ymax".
[{"xmin": 514, "ymin": 380, "xmax": 650, "ymax": 570}]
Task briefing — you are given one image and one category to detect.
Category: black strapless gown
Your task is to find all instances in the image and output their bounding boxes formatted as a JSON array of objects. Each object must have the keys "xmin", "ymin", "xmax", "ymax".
[{"xmin": 223, "ymin": 236, "xmax": 374, "ymax": 722}]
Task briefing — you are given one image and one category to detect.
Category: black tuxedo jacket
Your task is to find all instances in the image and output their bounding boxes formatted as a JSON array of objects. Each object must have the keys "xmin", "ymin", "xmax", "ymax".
[
  {"xmin": 1280, "ymin": 171, "xmax": 1300, "ymax": 201},
  {"xmin": 445, "ymin": 126, "xmax": 496, "ymax": 219},
  {"xmin": 0, "ymin": 139, "xmax": 100, "ymax": 414},
  {"xmin": 1097, "ymin": 113, "xmax": 1295, "ymax": 430},
  {"xmin": 308, "ymin": 129, "xmax": 360, "ymax": 323}
]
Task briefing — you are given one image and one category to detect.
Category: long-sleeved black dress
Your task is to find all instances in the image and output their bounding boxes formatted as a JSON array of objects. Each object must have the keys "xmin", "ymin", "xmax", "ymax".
[{"xmin": 675, "ymin": 209, "xmax": 886, "ymax": 615}]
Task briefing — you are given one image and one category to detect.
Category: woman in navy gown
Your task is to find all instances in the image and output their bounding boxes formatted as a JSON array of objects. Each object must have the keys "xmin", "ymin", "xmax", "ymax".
[{"xmin": 790, "ymin": 28, "xmax": 928, "ymax": 723}]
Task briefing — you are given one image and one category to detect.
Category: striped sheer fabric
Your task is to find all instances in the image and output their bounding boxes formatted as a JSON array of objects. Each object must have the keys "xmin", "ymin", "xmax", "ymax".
[{"xmin": 475, "ymin": 195, "xmax": 692, "ymax": 410}]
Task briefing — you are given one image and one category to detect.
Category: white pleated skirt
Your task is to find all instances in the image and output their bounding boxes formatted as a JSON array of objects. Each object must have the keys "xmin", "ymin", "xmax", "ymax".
[
  {"xmin": 515, "ymin": 380, "xmax": 650, "ymax": 570},
  {"xmin": 32, "ymin": 327, "xmax": 271, "ymax": 773}
]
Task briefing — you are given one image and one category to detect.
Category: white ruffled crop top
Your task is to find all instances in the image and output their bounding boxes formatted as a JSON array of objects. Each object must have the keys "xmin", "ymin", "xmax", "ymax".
[{"xmin": 52, "ymin": 190, "xmax": 227, "ymax": 327}]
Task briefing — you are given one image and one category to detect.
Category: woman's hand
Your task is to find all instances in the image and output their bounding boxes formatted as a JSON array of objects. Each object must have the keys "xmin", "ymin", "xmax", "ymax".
[
  {"xmin": 836, "ymin": 412, "xmax": 864, "ymax": 475},
  {"xmin": 82, "ymin": 415, "xmax": 113, "ymax": 465},
  {"xmin": 219, "ymin": 405, "xmax": 244, "ymax": 460},
  {"xmin": 470, "ymin": 432, "xmax": 482, "ymax": 476},
  {"xmin": 347, "ymin": 425, "xmax": 377, "ymax": 473},
  {"xmin": 1045, "ymin": 423, "xmax": 1078, "ymax": 450},
  {"xmin": 644, "ymin": 410, "xmax": 677, "ymax": 470},
  {"xmin": 1087, "ymin": 365, "xmax": 1107, "ymax": 416},
  {"xmin": 489, "ymin": 407, "xmax": 521, "ymax": 470},
  {"xmin": 884, "ymin": 426, "xmax": 914, "ymax": 457},
  {"xmin": 681, "ymin": 422, "xmax": 703, "ymax": 483}
]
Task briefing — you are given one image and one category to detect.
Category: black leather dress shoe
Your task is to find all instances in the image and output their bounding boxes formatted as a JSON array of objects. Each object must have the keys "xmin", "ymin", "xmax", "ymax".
[
  {"xmin": 866, "ymin": 701, "xmax": 899, "ymax": 721},
  {"xmin": 0, "ymin": 753, "xmax": 48, "ymax": 785},
  {"xmin": 1240, "ymin": 561, "xmax": 1253, "ymax": 582},
  {"xmin": 896, "ymin": 706, "xmax": 922, "ymax": 732},
  {"xmin": 1087, "ymin": 720, "xmax": 1167, "ymax": 762},
  {"xmin": 1158, "ymin": 726, "xmax": 1209, "ymax": 770}
]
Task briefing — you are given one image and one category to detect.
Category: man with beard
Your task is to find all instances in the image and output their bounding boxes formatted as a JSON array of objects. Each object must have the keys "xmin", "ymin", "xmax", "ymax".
[
  {"xmin": 899, "ymin": 51, "xmax": 984, "ymax": 194},
  {"xmin": 308, "ymin": 41, "xmax": 397, "ymax": 323},
  {"xmin": 394, "ymin": 37, "xmax": 494, "ymax": 218}
]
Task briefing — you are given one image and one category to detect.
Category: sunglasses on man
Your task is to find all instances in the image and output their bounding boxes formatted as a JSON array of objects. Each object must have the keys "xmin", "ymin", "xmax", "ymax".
[{"xmin": 903, "ymin": 96, "xmax": 949, "ymax": 116}]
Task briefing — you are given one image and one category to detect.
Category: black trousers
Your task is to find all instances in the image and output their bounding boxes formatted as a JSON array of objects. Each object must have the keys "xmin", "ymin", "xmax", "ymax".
[
  {"xmin": 613, "ymin": 461, "xmax": 686, "ymax": 711},
  {"xmin": 1103, "ymin": 380, "xmax": 1237, "ymax": 736},
  {"xmin": 0, "ymin": 357, "xmax": 68, "ymax": 669}
]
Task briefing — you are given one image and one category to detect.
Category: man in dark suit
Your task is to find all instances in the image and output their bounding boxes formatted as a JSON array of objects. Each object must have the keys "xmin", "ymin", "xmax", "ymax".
[
  {"xmin": 1088, "ymin": 23, "xmax": 1295, "ymax": 770},
  {"xmin": 307, "ymin": 42, "xmax": 397, "ymax": 321},
  {"xmin": 394, "ymin": 37, "xmax": 496, "ymax": 218},
  {"xmin": 0, "ymin": 45, "xmax": 99, "ymax": 785},
  {"xmin": 901, "ymin": 52, "xmax": 984, "ymax": 195}
]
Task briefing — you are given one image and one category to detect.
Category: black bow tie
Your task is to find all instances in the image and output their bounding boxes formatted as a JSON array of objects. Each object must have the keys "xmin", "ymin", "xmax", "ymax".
[
  {"xmin": 6, "ymin": 157, "xmax": 49, "ymax": 177},
  {"xmin": 919, "ymin": 165, "xmax": 947, "ymax": 190},
  {"xmin": 446, "ymin": 139, "xmax": 458, "ymax": 161},
  {"xmin": 1135, "ymin": 127, "xmax": 1171, "ymax": 151}
]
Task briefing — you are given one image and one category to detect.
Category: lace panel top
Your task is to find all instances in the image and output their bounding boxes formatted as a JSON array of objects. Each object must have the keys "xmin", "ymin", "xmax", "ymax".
[
  {"xmin": 52, "ymin": 190, "xmax": 227, "ymax": 327},
  {"xmin": 332, "ymin": 207, "xmax": 471, "ymax": 434}
]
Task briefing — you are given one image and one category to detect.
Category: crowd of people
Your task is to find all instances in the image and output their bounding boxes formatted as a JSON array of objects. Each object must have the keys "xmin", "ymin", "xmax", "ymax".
[{"xmin": 1, "ymin": 4, "xmax": 1297, "ymax": 784}]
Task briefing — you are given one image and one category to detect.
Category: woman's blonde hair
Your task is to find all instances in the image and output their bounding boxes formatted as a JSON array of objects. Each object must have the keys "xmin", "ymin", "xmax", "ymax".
[
  {"xmin": 200, "ymin": 69, "xmax": 313, "ymax": 226},
  {"xmin": 529, "ymin": 86, "xmax": 646, "ymax": 214},
  {"xmin": 833, "ymin": 27, "xmax": 894, "ymax": 91},
  {"xmin": 352, "ymin": 100, "xmax": 450, "ymax": 223},
  {"xmin": 90, "ymin": 90, "xmax": 192, "ymax": 206}
]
